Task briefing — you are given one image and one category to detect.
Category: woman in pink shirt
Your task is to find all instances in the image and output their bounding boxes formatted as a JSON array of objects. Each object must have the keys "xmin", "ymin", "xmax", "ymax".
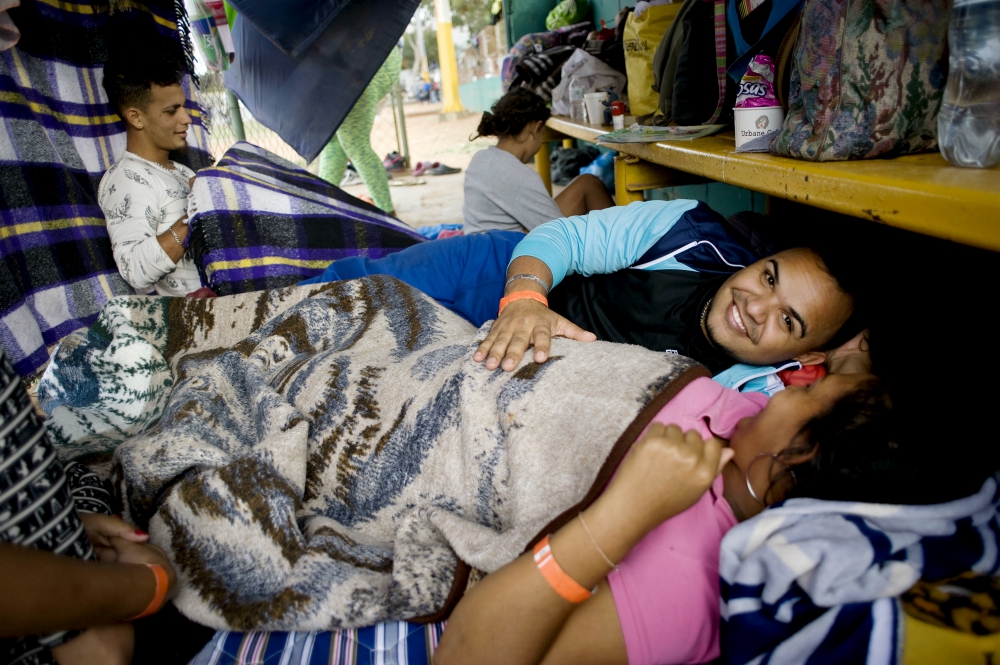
[{"xmin": 436, "ymin": 369, "xmax": 891, "ymax": 665}]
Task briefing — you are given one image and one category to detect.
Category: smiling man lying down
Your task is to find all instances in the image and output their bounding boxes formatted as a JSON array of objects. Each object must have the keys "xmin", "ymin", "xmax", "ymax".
[{"xmin": 304, "ymin": 200, "xmax": 860, "ymax": 393}]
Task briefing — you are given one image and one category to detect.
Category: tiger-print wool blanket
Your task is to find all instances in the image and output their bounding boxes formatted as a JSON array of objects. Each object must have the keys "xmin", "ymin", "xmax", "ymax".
[{"xmin": 39, "ymin": 276, "xmax": 705, "ymax": 631}]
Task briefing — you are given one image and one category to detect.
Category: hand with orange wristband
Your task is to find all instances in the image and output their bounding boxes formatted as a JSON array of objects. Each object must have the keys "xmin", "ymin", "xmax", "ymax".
[
  {"xmin": 436, "ymin": 423, "xmax": 732, "ymax": 665},
  {"xmin": 109, "ymin": 535, "xmax": 177, "ymax": 618},
  {"xmin": 1, "ymin": 518, "xmax": 179, "ymax": 663},
  {"xmin": 77, "ymin": 512, "xmax": 177, "ymax": 616},
  {"xmin": 474, "ymin": 256, "xmax": 597, "ymax": 372}
]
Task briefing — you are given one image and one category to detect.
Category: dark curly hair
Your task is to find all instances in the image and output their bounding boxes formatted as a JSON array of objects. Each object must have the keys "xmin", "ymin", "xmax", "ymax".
[
  {"xmin": 720, "ymin": 212, "xmax": 866, "ymax": 352},
  {"xmin": 807, "ymin": 245, "xmax": 868, "ymax": 352},
  {"xmin": 472, "ymin": 88, "xmax": 551, "ymax": 140},
  {"xmin": 757, "ymin": 377, "xmax": 920, "ymax": 506},
  {"xmin": 102, "ymin": 44, "xmax": 184, "ymax": 118},
  {"xmin": 763, "ymin": 373, "xmax": 998, "ymax": 509}
]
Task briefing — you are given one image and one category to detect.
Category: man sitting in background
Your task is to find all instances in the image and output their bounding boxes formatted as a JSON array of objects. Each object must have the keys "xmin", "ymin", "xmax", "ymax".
[{"xmin": 98, "ymin": 51, "xmax": 201, "ymax": 297}]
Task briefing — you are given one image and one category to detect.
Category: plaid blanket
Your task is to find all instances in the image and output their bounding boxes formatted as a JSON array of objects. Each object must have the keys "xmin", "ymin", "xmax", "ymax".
[
  {"xmin": 190, "ymin": 623, "xmax": 446, "ymax": 665},
  {"xmin": 0, "ymin": 0, "xmax": 212, "ymax": 378},
  {"xmin": 187, "ymin": 142, "xmax": 425, "ymax": 296}
]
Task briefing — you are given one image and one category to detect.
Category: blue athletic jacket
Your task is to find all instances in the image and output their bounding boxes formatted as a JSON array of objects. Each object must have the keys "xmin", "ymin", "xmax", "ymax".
[{"xmin": 510, "ymin": 199, "xmax": 799, "ymax": 395}]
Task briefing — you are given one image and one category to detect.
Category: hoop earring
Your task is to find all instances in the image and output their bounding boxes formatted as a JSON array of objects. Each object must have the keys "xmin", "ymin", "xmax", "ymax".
[{"xmin": 745, "ymin": 452, "xmax": 796, "ymax": 506}]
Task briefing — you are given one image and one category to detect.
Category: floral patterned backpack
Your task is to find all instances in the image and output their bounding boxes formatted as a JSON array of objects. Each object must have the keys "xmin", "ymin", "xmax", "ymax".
[{"xmin": 770, "ymin": 0, "xmax": 950, "ymax": 161}]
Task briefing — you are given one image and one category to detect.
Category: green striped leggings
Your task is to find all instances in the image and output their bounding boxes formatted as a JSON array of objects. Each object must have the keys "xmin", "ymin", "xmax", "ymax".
[{"xmin": 319, "ymin": 47, "xmax": 402, "ymax": 213}]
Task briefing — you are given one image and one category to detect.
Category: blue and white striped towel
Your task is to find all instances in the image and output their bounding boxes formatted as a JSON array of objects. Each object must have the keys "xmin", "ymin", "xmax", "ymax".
[
  {"xmin": 720, "ymin": 474, "xmax": 1000, "ymax": 665},
  {"xmin": 188, "ymin": 621, "xmax": 445, "ymax": 665}
]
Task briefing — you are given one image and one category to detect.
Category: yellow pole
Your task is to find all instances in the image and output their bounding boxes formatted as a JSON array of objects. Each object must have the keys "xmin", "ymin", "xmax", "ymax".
[
  {"xmin": 434, "ymin": 0, "xmax": 465, "ymax": 113},
  {"xmin": 536, "ymin": 140, "xmax": 552, "ymax": 195}
]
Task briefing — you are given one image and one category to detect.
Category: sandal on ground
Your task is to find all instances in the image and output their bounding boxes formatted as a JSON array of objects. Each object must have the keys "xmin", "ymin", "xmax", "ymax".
[
  {"xmin": 412, "ymin": 161, "xmax": 437, "ymax": 176},
  {"xmin": 426, "ymin": 163, "xmax": 461, "ymax": 175},
  {"xmin": 383, "ymin": 152, "xmax": 406, "ymax": 171}
]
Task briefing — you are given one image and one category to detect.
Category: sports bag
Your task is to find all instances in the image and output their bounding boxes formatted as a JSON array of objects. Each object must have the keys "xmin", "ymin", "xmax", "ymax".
[
  {"xmin": 501, "ymin": 21, "xmax": 593, "ymax": 92},
  {"xmin": 510, "ymin": 45, "xmax": 577, "ymax": 102},
  {"xmin": 650, "ymin": 0, "xmax": 731, "ymax": 126}
]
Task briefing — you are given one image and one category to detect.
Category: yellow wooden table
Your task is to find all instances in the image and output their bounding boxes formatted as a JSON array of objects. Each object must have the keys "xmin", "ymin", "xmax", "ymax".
[{"xmin": 539, "ymin": 116, "xmax": 1000, "ymax": 252}]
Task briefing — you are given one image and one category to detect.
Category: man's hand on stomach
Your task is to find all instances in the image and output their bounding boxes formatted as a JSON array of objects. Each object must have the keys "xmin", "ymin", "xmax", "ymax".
[
  {"xmin": 473, "ymin": 298, "xmax": 596, "ymax": 371},
  {"xmin": 475, "ymin": 255, "xmax": 597, "ymax": 371}
]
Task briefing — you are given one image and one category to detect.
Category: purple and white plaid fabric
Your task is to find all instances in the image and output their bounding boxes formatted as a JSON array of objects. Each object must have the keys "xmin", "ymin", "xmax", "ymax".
[
  {"xmin": 0, "ymin": 0, "xmax": 212, "ymax": 378},
  {"xmin": 187, "ymin": 142, "xmax": 425, "ymax": 296}
]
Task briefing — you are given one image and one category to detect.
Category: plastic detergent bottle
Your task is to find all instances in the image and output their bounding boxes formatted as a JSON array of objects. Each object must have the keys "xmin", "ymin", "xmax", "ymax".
[
  {"xmin": 937, "ymin": 0, "xmax": 1000, "ymax": 168},
  {"xmin": 569, "ymin": 77, "xmax": 587, "ymax": 122}
]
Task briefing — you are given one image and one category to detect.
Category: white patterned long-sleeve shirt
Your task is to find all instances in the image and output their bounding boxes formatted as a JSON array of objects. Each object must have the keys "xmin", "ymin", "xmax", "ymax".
[{"xmin": 98, "ymin": 151, "xmax": 202, "ymax": 296}]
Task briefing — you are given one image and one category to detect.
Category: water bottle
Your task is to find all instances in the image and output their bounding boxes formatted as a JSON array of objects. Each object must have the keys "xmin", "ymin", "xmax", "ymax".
[
  {"xmin": 569, "ymin": 77, "xmax": 587, "ymax": 122},
  {"xmin": 937, "ymin": 0, "xmax": 1000, "ymax": 168}
]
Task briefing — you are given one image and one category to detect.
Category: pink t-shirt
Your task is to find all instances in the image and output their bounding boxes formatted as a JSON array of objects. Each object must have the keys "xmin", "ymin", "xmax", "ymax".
[{"xmin": 607, "ymin": 377, "xmax": 768, "ymax": 665}]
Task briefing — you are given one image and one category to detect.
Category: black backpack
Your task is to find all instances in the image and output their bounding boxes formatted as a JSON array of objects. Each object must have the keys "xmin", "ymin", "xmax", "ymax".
[{"xmin": 649, "ymin": 0, "xmax": 802, "ymax": 126}]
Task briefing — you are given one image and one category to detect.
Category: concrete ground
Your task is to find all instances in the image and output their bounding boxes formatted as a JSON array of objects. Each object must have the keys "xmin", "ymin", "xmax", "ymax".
[{"xmin": 338, "ymin": 102, "xmax": 490, "ymax": 228}]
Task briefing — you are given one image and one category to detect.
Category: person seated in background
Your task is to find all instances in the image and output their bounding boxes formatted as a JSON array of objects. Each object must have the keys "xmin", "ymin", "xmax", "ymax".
[
  {"xmin": 304, "ymin": 199, "xmax": 861, "ymax": 392},
  {"xmin": 0, "ymin": 349, "xmax": 177, "ymax": 665},
  {"xmin": 463, "ymin": 88, "xmax": 613, "ymax": 234},
  {"xmin": 435, "ymin": 365, "xmax": 897, "ymax": 665},
  {"xmin": 98, "ymin": 49, "xmax": 202, "ymax": 297}
]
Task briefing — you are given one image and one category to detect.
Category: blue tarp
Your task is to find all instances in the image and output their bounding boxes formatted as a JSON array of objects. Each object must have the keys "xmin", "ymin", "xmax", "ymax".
[
  {"xmin": 224, "ymin": 0, "xmax": 420, "ymax": 162},
  {"xmin": 224, "ymin": 0, "xmax": 351, "ymax": 57}
]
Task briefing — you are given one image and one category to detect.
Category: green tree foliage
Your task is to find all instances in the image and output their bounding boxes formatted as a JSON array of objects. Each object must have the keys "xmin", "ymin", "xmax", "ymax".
[
  {"xmin": 450, "ymin": 0, "xmax": 496, "ymax": 36},
  {"xmin": 402, "ymin": 0, "xmax": 492, "ymax": 68},
  {"xmin": 402, "ymin": 24, "xmax": 437, "ymax": 69}
]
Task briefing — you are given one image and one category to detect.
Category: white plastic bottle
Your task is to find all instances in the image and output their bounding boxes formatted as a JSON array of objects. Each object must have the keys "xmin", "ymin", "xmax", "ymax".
[
  {"xmin": 569, "ymin": 77, "xmax": 587, "ymax": 122},
  {"xmin": 937, "ymin": 0, "xmax": 1000, "ymax": 168}
]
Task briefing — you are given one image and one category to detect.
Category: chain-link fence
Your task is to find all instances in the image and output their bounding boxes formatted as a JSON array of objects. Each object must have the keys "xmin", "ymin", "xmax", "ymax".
[{"xmin": 197, "ymin": 70, "xmax": 410, "ymax": 179}]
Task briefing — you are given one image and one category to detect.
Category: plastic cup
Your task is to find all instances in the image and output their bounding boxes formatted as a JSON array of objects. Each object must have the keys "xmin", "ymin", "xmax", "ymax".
[
  {"xmin": 584, "ymin": 92, "xmax": 608, "ymax": 125},
  {"xmin": 733, "ymin": 106, "xmax": 784, "ymax": 149}
]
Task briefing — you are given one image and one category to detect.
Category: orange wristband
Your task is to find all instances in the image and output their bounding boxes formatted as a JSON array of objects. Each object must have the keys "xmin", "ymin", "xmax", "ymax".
[
  {"xmin": 533, "ymin": 535, "xmax": 592, "ymax": 604},
  {"xmin": 130, "ymin": 563, "xmax": 170, "ymax": 620},
  {"xmin": 498, "ymin": 290, "xmax": 548, "ymax": 315}
]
